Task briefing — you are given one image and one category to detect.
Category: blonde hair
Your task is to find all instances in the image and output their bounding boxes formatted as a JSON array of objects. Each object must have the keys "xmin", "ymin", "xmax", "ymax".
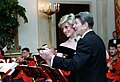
[{"xmin": 58, "ymin": 13, "xmax": 75, "ymax": 28}]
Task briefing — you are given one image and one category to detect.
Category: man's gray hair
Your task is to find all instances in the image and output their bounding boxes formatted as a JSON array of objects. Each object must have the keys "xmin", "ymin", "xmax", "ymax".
[{"xmin": 75, "ymin": 11, "xmax": 94, "ymax": 29}]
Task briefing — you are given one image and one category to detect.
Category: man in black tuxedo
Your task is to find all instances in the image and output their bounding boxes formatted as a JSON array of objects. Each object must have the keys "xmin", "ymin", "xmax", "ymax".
[
  {"xmin": 39, "ymin": 11, "xmax": 107, "ymax": 82},
  {"xmin": 108, "ymin": 31, "xmax": 120, "ymax": 47}
]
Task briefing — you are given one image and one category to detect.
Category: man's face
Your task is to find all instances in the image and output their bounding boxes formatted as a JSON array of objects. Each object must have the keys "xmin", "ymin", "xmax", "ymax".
[
  {"xmin": 73, "ymin": 18, "xmax": 85, "ymax": 36},
  {"xmin": 112, "ymin": 32, "xmax": 117, "ymax": 39},
  {"xmin": 109, "ymin": 47, "xmax": 117, "ymax": 56},
  {"xmin": 117, "ymin": 44, "xmax": 120, "ymax": 52},
  {"xmin": 22, "ymin": 50, "xmax": 29, "ymax": 58}
]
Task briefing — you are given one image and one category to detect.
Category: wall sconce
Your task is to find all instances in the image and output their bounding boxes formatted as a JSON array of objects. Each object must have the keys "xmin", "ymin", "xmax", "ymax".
[
  {"xmin": 39, "ymin": 2, "xmax": 60, "ymax": 47},
  {"xmin": 40, "ymin": 3, "xmax": 60, "ymax": 16}
]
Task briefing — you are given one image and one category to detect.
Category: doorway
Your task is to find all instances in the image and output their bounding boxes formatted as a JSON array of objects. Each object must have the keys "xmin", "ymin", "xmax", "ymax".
[{"xmin": 56, "ymin": 3, "xmax": 90, "ymax": 47}]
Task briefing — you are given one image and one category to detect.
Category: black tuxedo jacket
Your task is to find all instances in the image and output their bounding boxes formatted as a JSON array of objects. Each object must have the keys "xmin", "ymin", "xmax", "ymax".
[
  {"xmin": 108, "ymin": 39, "xmax": 120, "ymax": 46},
  {"xmin": 53, "ymin": 31, "xmax": 107, "ymax": 82}
]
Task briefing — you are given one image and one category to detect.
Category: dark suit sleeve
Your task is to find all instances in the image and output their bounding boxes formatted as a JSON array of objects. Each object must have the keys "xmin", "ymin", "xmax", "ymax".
[
  {"xmin": 57, "ymin": 46, "xmax": 75, "ymax": 59},
  {"xmin": 108, "ymin": 39, "xmax": 112, "ymax": 46},
  {"xmin": 52, "ymin": 40, "xmax": 91, "ymax": 71}
]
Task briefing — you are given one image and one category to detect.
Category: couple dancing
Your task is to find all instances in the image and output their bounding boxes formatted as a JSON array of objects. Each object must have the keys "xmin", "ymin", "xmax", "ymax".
[{"xmin": 39, "ymin": 11, "xmax": 107, "ymax": 82}]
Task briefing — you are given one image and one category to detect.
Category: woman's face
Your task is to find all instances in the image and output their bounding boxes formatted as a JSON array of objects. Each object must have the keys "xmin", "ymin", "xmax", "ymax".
[{"xmin": 61, "ymin": 22, "xmax": 75, "ymax": 38}]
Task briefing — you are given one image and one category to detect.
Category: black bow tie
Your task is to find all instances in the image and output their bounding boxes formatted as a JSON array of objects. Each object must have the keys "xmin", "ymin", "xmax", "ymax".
[{"xmin": 74, "ymin": 39, "xmax": 77, "ymax": 42}]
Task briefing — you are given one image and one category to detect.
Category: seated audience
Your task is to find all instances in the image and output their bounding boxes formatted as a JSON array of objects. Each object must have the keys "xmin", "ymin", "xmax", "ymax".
[
  {"xmin": 16, "ymin": 47, "xmax": 35, "ymax": 66},
  {"xmin": 107, "ymin": 42, "xmax": 120, "ymax": 82},
  {"xmin": 117, "ymin": 40, "xmax": 120, "ymax": 55},
  {"xmin": 0, "ymin": 48, "xmax": 10, "ymax": 82},
  {"xmin": 13, "ymin": 47, "xmax": 47, "ymax": 82},
  {"xmin": 0, "ymin": 48, "xmax": 4, "ymax": 59},
  {"xmin": 107, "ymin": 44, "xmax": 118, "ymax": 82},
  {"xmin": 11, "ymin": 47, "xmax": 34, "ymax": 82}
]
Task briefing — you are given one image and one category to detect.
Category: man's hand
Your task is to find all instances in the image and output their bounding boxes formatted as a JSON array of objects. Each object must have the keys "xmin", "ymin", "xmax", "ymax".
[
  {"xmin": 39, "ymin": 48, "xmax": 54, "ymax": 61},
  {"xmin": 16, "ymin": 57, "xmax": 24, "ymax": 62}
]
